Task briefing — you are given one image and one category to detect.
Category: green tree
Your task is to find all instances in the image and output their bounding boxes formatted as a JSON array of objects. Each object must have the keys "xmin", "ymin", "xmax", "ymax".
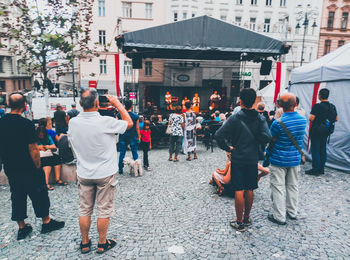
[{"xmin": 0, "ymin": 0, "xmax": 96, "ymax": 91}]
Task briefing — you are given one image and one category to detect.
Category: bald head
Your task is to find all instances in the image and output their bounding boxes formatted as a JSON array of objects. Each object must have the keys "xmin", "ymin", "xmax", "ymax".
[
  {"xmin": 9, "ymin": 93, "xmax": 25, "ymax": 111},
  {"xmin": 280, "ymin": 93, "xmax": 297, "ymax": 112}
]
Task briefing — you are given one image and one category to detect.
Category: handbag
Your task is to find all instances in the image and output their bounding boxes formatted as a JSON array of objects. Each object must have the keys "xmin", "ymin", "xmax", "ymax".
[
  {"xmin": 277, "ymin": 119, "xmax": 306, "ymax": 165},
  {"xmin": 166, "ymin": 116, "xmax": 172, "ymax": 135}
]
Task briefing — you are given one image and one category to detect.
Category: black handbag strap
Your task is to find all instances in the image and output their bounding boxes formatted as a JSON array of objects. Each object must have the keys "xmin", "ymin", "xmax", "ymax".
[{"xmin": 277, "ymin": 119, "xmax": 304, "ymax": 156}]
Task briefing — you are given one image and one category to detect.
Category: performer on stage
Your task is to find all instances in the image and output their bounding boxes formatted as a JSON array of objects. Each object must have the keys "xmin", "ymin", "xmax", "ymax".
[
  {"xmin": 192, "ymin": 93, "xmax": 200, "ymax": 114},
  {"xmin": 165, "ymin": 91, "xmax": 173, "ymax": 111},
  {"xmin": 210, "ymin": 91, "xmax": 221, "ymax": 110},
  {"xmin": 182, "ymin": 96, "xmax": 189, "ymax": 113}
]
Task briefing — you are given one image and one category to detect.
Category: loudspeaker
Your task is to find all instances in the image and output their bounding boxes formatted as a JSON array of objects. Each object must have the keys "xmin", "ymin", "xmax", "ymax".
[
  {"xmin": 260, "ymin": 60, "xmax": 272, "ymax": 75},
  {"xmin": 132, "ymin": 54, "xmax": 142, "ymax": 69}
]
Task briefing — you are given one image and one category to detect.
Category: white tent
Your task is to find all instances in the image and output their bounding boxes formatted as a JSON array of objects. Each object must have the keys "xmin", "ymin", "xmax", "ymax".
[
  {"xmin": 258, "ymin": 82, "xmax": 288, "ymax": 111},
  {"xmin": 290, "ymin": 43, "xmax": 350, "ymax": 172}
]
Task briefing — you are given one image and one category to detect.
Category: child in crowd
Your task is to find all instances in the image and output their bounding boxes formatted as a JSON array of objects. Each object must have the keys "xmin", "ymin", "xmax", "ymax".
[
  {"xmin": 140, "ymin": 120, "xmax": 152, "ymax": 171},
  {"xmin": 210, "ymin": 158, "xmax": 270, "ymax": 196}
]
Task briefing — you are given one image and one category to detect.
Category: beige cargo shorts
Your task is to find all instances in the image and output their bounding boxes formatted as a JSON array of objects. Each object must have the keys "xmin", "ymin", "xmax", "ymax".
[{"xmin": 77, "ymin": 174, "xmax": 117, "ymax": 218}]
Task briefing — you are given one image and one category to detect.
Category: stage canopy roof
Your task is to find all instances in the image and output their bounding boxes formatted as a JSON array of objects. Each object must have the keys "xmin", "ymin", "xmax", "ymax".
[{"xmin": 116, "ymin": 15, "xmax": 289, "ymax": 61}]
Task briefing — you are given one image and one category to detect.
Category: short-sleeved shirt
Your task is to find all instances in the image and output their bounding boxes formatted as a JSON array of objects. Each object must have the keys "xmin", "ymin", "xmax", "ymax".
[
  {"xmin": 68, "ymin": 111, "xmax": 128, "ymax": 179},
  {"xmin": 140, "ymin": 129, "xmax": 151, "ymax": 143},
  {"xmin": 46, "ymin": 129, "xmax": 57, "ymax": 143},
  {"xmin": 117, "ymin": 111, "xmax": 139, "ymax": 140},
  {"xmin": 67, "ymin": 109, "xmax": 80, "ymax": 119},
  {"xmin": 54, "ymin": 110, "xmax": 67, "ymax": 128},
  {"xmin": 170, "ymin": 113, "xmax": 184, "ymax": 136},
  {"xmin": 270, "ymin": 112, "xmax": 307, "ymax": 167},
  {"xmin": 310, "ymin": 101, "xmax": 337, "ymax": 129},
  {"xmin": 0, "ymin": 114, "xmax": 37, "ymax": 172},
  {"xmin": 37, "ymin": 135, "xmax": 55, "ymax": 146}
]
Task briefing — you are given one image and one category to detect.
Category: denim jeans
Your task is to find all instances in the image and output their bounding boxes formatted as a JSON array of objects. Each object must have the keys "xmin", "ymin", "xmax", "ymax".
[
  {"xmin": 311, "ymin": 134, "xmax": 328, "ymax": 173},
  {"xmin": 118, "ymin": 136, "xmax": 139, "ymax": 172}
]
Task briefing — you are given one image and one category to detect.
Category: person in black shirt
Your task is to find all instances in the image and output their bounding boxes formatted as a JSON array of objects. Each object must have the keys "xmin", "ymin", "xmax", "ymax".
[
  {"xmin": 0, "ymin": 92, "xmax": 65, "ymax": 240},
  {"xmin": 215, "ymin": 89, "xmax": 271, "ymax": 232},
  {"xmin": 54, "ymin": 104, "xmax": 68, "ymax": 134},
  {"xmin": 306, "ymin": 88, "xmax": 338, "ymax": 176}
]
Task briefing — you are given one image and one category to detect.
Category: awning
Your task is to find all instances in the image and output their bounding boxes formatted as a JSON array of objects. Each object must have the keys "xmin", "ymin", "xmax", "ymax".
[{"xmin": 116, "ymin": 15, "xmax": 289, "ymax": 61}]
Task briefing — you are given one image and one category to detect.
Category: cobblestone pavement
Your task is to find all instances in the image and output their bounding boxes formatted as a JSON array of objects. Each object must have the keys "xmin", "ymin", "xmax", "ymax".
[{"xmin": 0, "ymin": 145, "xmax": 349, "ymax": 259}]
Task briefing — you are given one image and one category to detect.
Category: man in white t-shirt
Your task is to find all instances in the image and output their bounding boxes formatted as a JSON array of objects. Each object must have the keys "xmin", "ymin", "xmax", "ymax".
[{"xmin": 68, "ymin": 88, "xmax": 133, "ymax": 254}]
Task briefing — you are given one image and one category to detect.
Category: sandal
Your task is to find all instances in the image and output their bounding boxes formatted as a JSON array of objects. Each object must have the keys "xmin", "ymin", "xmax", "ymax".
[
  {"xmin": 55, "ymin": 180, "xmax": 67, "ymax": 186},
  {"xmin": 47, "ymin": 185, "xmax": 54, "ymax": 191},
  {"xmin": 168, "ymin": 156, "xmax": 173, "ymax": 161},
  {"xmin": 186, "ymin": 156, "xmax": 191, "ymax": 161},
  {"xmin": 97, "ymin": 239, "xmax": 117, "ymax": 254},
  {"xmin": 80, "ymin": 239, "xmax": 91, "ymax": 254},
  {"xmin": 193, "ymin": 154, "xmax": 198, "ymax": 160}
]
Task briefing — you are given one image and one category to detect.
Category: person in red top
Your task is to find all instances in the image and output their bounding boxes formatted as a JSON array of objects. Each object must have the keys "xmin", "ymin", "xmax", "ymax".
[{"xmin": 140, "ymin": 120, "xmax": 152, "ymax": 171}]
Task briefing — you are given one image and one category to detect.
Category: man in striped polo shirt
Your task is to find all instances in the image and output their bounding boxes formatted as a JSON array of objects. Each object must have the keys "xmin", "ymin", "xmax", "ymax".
[{"xmin": 268, "ymin": 93, "xmax": 307, "ymax": 225}]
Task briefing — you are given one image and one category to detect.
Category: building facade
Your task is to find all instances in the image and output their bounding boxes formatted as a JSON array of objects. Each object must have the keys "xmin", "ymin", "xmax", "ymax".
[
  {"xmin": 318, "ymin": 0, "xmax": 350, "ymax": 57},
  {"xmin": 79, "ymin": 0, "xmax": 166, "ymax": 98},
  {"xmin": 136, "ymin": 0, "xmax": 322, "ymax": 111}
]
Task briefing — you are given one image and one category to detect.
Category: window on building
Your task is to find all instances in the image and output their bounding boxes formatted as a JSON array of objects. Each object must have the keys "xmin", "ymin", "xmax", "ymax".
[
  {"xmin": 192, "ymin": 13, "xmax": 196, "ymax": 17},
  {"xmin": 278, "ymin": 19, "xmax": 285, "ymax": 32},
  {"xmin": 220, "ymin": 15, "xmax": 227, "ymax": 21},
  {"xmin": 251, "ymin": 0, "xmax": 257, "ymax": 5},
  {"xmin": 17, "ymin": 60, "xmax": 22, "ymax": 74},
  {"xmin": 249, "ymin": 18, "xmax": 256, "ymax": 30},
  {"xmin": 235, "ymin": 16, "xmax": 242, "ymax": 26},
  {"xmin": 18, "ymin": 80, "xmax": 21, "ymax": 90},
  {"xmin": 327, "ymin": 11, "xmax": 334, "ymax": 29},
  {"xmin": 236, "ymin": 0, "xmax": 242, "ymax": 5},
  {"xmin": 23, "ymin": 79, "xmax": 26, "ymax": 90},
  {"xmin": 264, "ymin": 18, "xmax": 271, "ymax": 32},
  {"xmin": 145, "ymin": 3, "xmax": 152, "ymax": 19},
  {"xmin": 99, "ymin": 59, "xmax": 107, "ymax": 74},
  {"xmin": 124, "ymin": 60, "xmax": 132, "ymax": 76},
  {"xmin": 309, "ymin": 47, "xmax": 313, "ymax": 62},
  {"xmin": 0, "ymin": 81, "xmax": 5, "ymax": 91},
  {"xmin": 338, "ymin": 40, "xmax": 345, "ymax": 47},
  {"xmin": 183, "ymin": 12, "xmax": 187, "ymax": 19},
  {"xmin": 341, "ymin": 12, "xmax": 348, "ymax": 30},
  {"xmin": 324, "ymin": 40, "xmax": 331, "ymax": 55},
  {"xmin": 98, "ymin": 30, "xmax": 106, "ymax": 45},
  {"xmin": 266, "ymin": 0, "xmax": 272, "ymax": 6},
  {"xmin": 122, "ymin": 2, "xmax": 132, "ymax": 18},
  {"xmin": 174, "ymin": 12, "xmax": 178, "ymax": 21},
  {"xmin": 98, "ymin": 0, "xmax": 105, "ymax": 16},
  {"xmin": 145, "ymin": 61, "xmax": 152, "ymax": 76},
  {"xmin": 280, "ymin": 0, "xmax": 286, "ymax": 7},
  {"xmin": 0, "ymin": 57, "xmax": 3, "ymax": 73}
]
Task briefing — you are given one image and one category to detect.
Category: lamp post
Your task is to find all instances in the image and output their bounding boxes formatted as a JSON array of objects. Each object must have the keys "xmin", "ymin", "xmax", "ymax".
[{"xmin": 296, "ymin": 6, "xmax": 318, "ymax": 66}]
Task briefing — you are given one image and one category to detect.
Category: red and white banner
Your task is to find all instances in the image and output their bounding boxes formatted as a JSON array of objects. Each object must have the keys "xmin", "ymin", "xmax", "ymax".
[{"xmin": 114, "ymin": 54, "xmax": 124, "ymax": 97}]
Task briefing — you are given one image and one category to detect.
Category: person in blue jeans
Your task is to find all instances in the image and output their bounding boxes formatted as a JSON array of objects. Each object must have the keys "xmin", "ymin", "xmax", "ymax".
[
  {"xmin": 117, "ymin": 100, "xmax": 140, "ymax": 174},
  {"xmin": 306, "ymin": 88, "xmax": 338, "ymax": 176}
]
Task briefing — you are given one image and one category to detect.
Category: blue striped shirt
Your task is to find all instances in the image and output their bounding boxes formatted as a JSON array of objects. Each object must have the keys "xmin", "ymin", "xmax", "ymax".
[{"xmin": 270, "ymin": 112, "xmax": 307, "ymax": 167}]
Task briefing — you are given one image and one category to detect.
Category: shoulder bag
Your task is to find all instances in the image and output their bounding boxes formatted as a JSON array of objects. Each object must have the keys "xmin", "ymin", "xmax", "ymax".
[
  {"xmin": 166, "ymin": 114, "xmax": 173, "ymax": 135},
  {"xmin": 277, "ymin": 119, "xmax": 306, "ymax": 165}
]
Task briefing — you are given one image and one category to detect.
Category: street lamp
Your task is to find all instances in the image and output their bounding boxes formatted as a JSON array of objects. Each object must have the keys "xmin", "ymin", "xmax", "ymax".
[{"xmin": 296, "ymin": 6, "xmax": 318, "ymax": 66}]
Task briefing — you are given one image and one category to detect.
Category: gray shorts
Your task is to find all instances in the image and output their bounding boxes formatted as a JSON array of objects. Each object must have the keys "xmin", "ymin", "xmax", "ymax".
[{"xmin": 77, "ymin": 174, "xmax": 117, "ymax": 218}]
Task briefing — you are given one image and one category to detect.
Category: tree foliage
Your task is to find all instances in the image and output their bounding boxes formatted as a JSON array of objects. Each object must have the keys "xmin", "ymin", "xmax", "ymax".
[{"xmin": 0, "ymin": 0, "xmax": 96, "ymax": 90}]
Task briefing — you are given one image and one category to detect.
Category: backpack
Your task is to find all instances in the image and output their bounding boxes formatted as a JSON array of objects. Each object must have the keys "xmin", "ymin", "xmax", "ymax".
[{"xmin": 313, "ymin": 103, "xmax": 337, "ymax": 136}]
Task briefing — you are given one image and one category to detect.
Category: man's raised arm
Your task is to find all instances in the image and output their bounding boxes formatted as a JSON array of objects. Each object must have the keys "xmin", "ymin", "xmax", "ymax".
[{"xmin": 107, "ymin": 95, "xmax": 133, "ymax": 129}]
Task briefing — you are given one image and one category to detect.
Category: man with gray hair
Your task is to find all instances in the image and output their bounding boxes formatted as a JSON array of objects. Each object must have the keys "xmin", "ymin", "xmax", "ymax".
[
  {"xmin": 68, "ymin": 88, "xmax": 133, "ymax": 254},
  {"xmin": 268, "ymin": 93, "xmax": 307, "ymax": 225}
]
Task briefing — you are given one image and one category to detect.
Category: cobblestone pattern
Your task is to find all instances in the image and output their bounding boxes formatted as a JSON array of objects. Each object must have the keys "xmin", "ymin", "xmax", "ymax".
[{"xmin": 0, "ymin": 145, "xmax": 349, "ymax": 259}]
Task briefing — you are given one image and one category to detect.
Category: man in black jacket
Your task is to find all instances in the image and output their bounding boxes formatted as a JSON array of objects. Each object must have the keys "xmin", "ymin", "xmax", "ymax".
[{"xmin": 215, "ymin": 88, "xmax": 271, "ymax": 232}]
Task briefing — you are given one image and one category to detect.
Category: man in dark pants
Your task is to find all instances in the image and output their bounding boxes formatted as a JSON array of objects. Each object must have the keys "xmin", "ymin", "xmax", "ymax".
[
  {"xmin": 306, "ymin": 88, "xmax": 338, "ymax": 176},
  {"xmin": 0, "ymin": 92, "xmax": 65, "ymax": 240},
  {"xmin": 117, "ymin": 100, "xmax": 140, "ymax": 174},
  {"xmin": 215, "ymin": 88, "xmax": 271, "ymax": 232}
]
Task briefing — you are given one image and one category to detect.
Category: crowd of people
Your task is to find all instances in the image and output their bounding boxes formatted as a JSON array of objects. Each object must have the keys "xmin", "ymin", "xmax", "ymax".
[{"xmin": 0, "ymin": 86, "xmax": 338, "ymax": 253}]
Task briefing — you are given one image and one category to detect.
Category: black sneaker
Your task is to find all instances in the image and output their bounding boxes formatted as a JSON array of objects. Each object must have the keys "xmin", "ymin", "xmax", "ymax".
[
  {"xmin": 243, "ymin": 216, "xmax": 252, "ymax": 227},
  {"xmin": 287, "ymin": 212, "xmax": 297, "ymax": 220},
  {"xmin": 229, "ymin": 220, "xmax": 246, "ymax": 232},
  {"xmin": 17, "ymin": 224, "xmax": 33, "ymax": 240},
  {"xmin": 41, "ymin": 219, "xmax": 65, "ymax": 234},
  {"xmin": 267, "ymin": 214, "xmax": 286, "ymax": 225}
]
